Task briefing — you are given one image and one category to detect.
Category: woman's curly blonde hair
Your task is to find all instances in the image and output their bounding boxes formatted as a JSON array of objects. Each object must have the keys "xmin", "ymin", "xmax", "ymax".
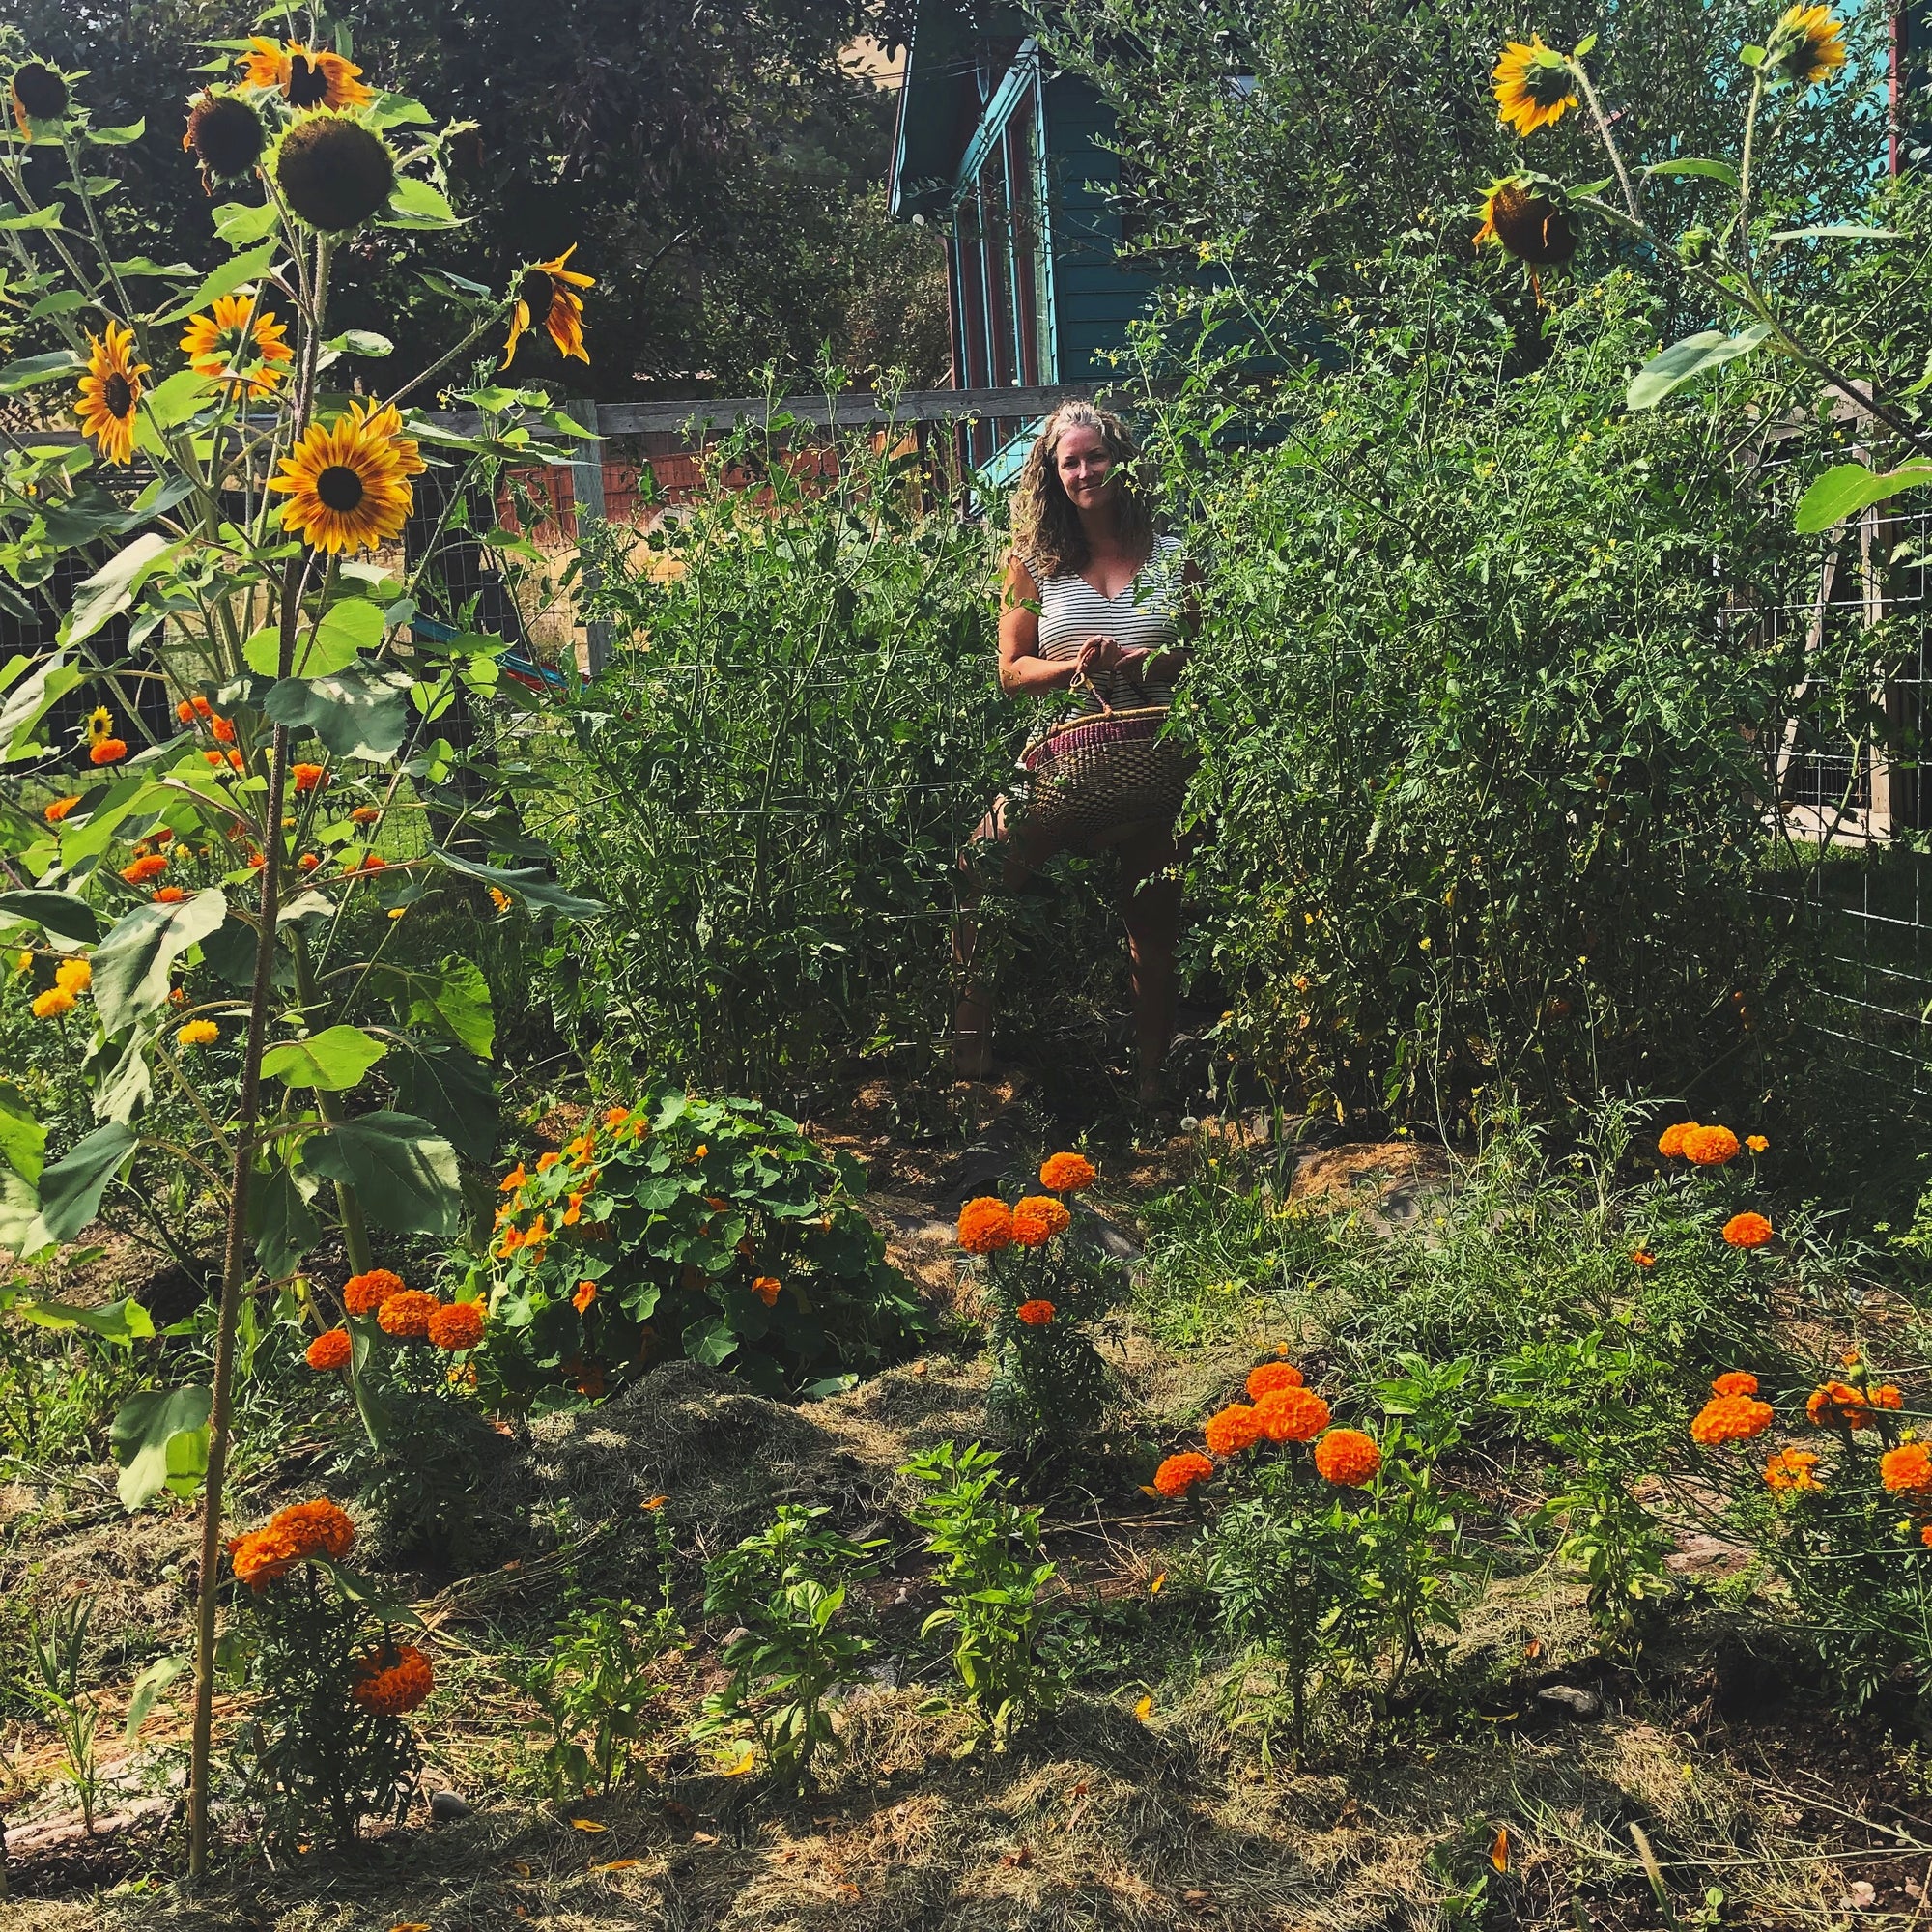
[{"xmin": 1009, "ymin": 400, "xmax": 1154, "ymax": 582}]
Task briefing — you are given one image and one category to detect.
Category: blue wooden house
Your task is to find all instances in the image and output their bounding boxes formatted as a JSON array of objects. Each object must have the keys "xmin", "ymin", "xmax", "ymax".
[{"xmin": 887, "ymin": 2, "xmax": 1159, "ymax": 477}]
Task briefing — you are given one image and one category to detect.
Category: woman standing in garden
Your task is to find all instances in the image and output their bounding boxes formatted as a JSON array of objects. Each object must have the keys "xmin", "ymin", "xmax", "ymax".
[{"xmin": 953, "ymin": 400, "xmax": 1197, "ymax": 1106}]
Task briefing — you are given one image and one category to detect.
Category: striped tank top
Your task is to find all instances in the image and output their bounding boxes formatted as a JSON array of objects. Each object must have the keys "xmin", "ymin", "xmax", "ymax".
[{"xmin": 1033, "ymin": 535, "xmax": 1185, "ymax": 718}]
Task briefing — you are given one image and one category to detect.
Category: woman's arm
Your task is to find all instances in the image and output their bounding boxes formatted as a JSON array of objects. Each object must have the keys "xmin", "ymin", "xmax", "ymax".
[{"xmin": 996, "ymin": 554, "xmax": 1119, "ymax": 696}]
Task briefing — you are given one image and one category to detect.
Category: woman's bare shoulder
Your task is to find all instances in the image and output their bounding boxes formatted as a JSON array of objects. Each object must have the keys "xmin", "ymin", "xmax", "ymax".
[{"xmin": 1003, "ymin": 551, "xmax": 1042, "ymax": 602}]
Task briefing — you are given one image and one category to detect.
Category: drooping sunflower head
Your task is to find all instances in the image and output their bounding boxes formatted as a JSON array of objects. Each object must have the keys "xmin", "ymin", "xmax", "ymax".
[
  {"xmin": 10, "ymin": 61, "xmax": 69, "ymax": 142},
  {"xmin": 272, "ymin": 112, "xmax": 396, "ymax": 234},
  {"xmin": 1766, "ymin": 4, "xmax": 1846, "ymax": 86},
  {"xmin": 501, "ymin": 245, "xmax": 594, "ymax": 367},
  {"xmin": 181, "ymin": 293, "xmax": 293, "ymax": 397},
  {"xmin": 1474, "ymin": 176, "xmax": 1578, "ymax": 266},
  {"xmin": 267, "ymin": 399, "xmax": 419, "ymax": 554},
  {"xmin": 184, "ymin": 91, "xmax": 266, "ymax": 185},
  {"xmin": 74, "ymin": 324, "xmax": 149, "ymax": 466},
  {"xmin": 1492, "ymin": 36, "xmax": 1578, "ymax": 136},
  {"xmin": 238, "ymin": 38, "xmax": 374, "ymax": 113}
]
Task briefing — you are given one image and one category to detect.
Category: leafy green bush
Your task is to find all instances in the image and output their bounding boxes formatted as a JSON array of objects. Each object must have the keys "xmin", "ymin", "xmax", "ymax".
[
  {"xmin": 903, "ymin": 1440, "xmax": 1071, "ymax": 1747},
  {"xmin": 694, "ymin": 1503, "xmax": 881, "ymax": 1791},
  {"xmin": 551, "ymin": 419, "xmax": 1126, "ymax": 1095},
  {"xmin": 474, "ymin": 1089, "xmax": 926, "ymax": 1405}
]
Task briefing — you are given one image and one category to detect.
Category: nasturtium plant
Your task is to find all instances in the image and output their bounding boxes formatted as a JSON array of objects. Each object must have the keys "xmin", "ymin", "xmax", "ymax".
[{"xmin": 474, "ymin": 1092, "xmax": 928, "ymax": 1406}]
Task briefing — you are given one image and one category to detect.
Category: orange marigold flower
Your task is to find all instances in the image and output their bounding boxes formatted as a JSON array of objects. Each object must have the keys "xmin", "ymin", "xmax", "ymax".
[
  {"xmin": 1314, "ymin": 1428, "xmax": 1382, "ymax": 1487},
  {"xmin": 1246, "ymin": 1360, "xmax": 1305, "ymax": 1400},
  {"xmin": 350, "ymin": 1644, "xmax": 434, "ymax": 1717},
  {"xmin": 1922, "ymin": 1523, "xmax": 1932, "ymax": 1549},
  {"xmin": 90, "ymin": 738, "xmax": 128, "ymax": 765},
  {"xmin": 1152, "ymin": 1451, "xmax": 1214, "ymax": 1498},
  {"xmin": 958, "ymin": 1196, "xmax": 1014, "ymax": 1254},
  {"xmin": 43, "ymin": 795, "xmax": 80, "ymax": 824},
  {"xmin": 153, "ymin": 886, "xmax": 186, "ymax": 903},
  {"xmin": 753, "ymin": 1275, "xmax": 781, "ymax": 1307},
  {"xmin": 1764, "ymin": 1447, "xmax": 1822, "ymax": 1491},
  {"xmin": 54, "ymin": 958, "xmax": 90, "ymax": 994},
  {"xmin": 1723, "ymin": 1212, "xmax": 1774, "ymax": 1249},
  {"xmin": 1039, "ymin": 1151, "xmax": 1097, "ymax": 1193},
  {"xmin": 342, "ymin": 1267, "xmax": 405, "ymax": 1317},
  {"xmin": 176, "ymin": 699, "xmax": 195, "ymax": 724},
  {"xmin": 1883, "ymin": 1443, "xmax": 1932, "ymax": 1493},
  {"xmin": 572, "ymin": 1279, "xmax": 597, "ymax": 1314},
  {"xmin": 1807, "ymin": 1381, "xmax": 1870, "ymax": 1431},
  {"xmin": 278, "ymin": 1497, "xmax": 355, "ymax": 1559},
  {"xmin": 227, "ymin": 1497, "xmax": 355, "ymax": 1586},
  {"xmin": 120, "ymin": 852, "xmax": 168, "ymax": 884},
  {"xmin": 191, "ymin": 695, "xmax": 213, "ymax": 718},
  {"xmin": 1204, "ymin": 1403, "xmax": 1264, "ymax": 1458},
  {"xmin": 227, "ymin": 750, "xmax": 244, "ymax": 771},
  {"xmin": 1747, "ymin": 1134, "xmax": 1769, "ymax": 1153},
  {"xmin": 567, "ymin": 1133, "xmax": 596, "ymax": 1161},
  {"xmin": 428, "ymin": 1300, "xmax": 485, "ymax": 1350},
  {"xmin": 293, "ymin": 761, "xmax": 326, "ymax": 792},
  {"xmin": 1633, "ymin": 1250, "xmax": 1656, "ymax": 1267},
  {"xmin": 377, "ymin": 1290, "xmax": 440, "ymax": 1339},
  {"xmin": 1712, "ymin": 1372, "xmax": 1759, "ymax": 1398},
  {"xmin": 305, "ymin": 1327, "xmax": 351, "ymax": 1370},
  {"xmin": 1683, "ymin": 1124, "xmax": 1740, "ymax": 1166},
  {"xmin": 351, "ymin": 805, "xmax": 380, "ymax": 824},
  {"xmin": 1690, "ymin": 1393, "xmax": 1775, "ymax": 1446},
  {"xmin": 1011, "ymin": 1195, "xmax": 1071, "ymax": 1246},
  {"xmin": 536, "ymin": 1151, "xmax": 560, "ymax": 1172},
  {"xmin": 1016, "ymin": 1298, "xmax": 1057, "ymax": 1325},
  {"xmin": 1872, "ymin": 1384, "xmax": 1905, "ymax": 1410},
  {"xmin": 176, "ymin": 1018, "xmax": 218, "ymax": 1045},
  {"xmin": 227, "ymin": 1522, "xmax": 301, "ymax": 1587},
  {"xmin": 1658, "ymin": 1121, "xmax": 1699, "ymax": 1158},
  {"xmin": 499, "ymin": 1162, "xmax": 527, "ymax": 1194},
  {"xmin": 603, "ymin": 1106, "xmax": 632, "ymax": 1129},
  {"xmin": 297, "ymin": 853, "xmax": 320, "ymax": 872},
  {"xmin": 1255, "ymin": 1385, "xmax": 1331, "ymax": 1443},
  {"xmin": 32, "ymin": 987, "xmax": 76, "ymax": 1019},
  {"xmin": 203, "ymin": 750, "xmax": 226, "ymax": 767},
  {"xmin": 209, "ymin": 715, "xmax": 237, "ymax": 744}
]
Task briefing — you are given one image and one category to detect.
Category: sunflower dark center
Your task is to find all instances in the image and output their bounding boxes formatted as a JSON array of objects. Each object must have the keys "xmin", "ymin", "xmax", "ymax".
[
  {"xmin": 12, "ymin": 63, "xmax": 68, "ymax": 120},
  {"xmin": 102, "ymin": 373, "xmax": 133, "ymax": 417},
  {"xmin": 316, "ymin": 464, "xmax": 366, "ymax": 512},
  {"xmin": 1524, "ymin": 62, "xmax": 1574, "ymax": 104},
  {"xmin": 517, "ymin": 271, "xmax": 554, "ymax": 319},
  {"xmin": 285, "ymin": 54, "xmax": 330, "ymax": 109}
]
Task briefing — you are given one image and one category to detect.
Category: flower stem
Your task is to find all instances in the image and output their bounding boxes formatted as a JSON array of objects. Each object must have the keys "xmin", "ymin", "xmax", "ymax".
[{"xmin": 1574, "ymin": 62, "xmax": 1641, "ymax": 225}]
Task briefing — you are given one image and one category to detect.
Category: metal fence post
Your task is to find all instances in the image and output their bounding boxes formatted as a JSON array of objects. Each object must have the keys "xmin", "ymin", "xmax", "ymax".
[{"xmin": 564, "ymin": 396, "xmax": 610, "ymax": 677}]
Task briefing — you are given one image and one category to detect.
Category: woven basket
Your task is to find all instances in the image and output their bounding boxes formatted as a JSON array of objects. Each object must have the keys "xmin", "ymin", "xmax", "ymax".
[{"xmin": 1017, "ymin": 705, "xmax": 1190, "ymax": 843}]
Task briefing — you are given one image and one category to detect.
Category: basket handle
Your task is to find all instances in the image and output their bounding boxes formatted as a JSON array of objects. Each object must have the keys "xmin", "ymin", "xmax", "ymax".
[{"xmin": 1069, "ymin": 667, "xmax": 1114, "ymax": 716}]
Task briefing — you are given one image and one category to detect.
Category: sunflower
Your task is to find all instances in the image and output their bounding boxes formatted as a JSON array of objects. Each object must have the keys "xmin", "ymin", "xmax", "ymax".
[
  {"xmin": 238, "ymin": 38, "xmax": 373, "ymax": 112},
  {"xmin": 1766, "ymin": 5, "xmax": 1846, "ymax": 86},
  {"xmin": 273, "ymin": 113, "xmax": 396, "ymax": 233},
  {"xmin": 268, "ymin": 399, "xmax": 420, "ymax": 554},
  {"xmin": 74, "ymin": 324, "xmax": 149, "ymax": 465},
  {"xmin": 10, "ymin": 61, "xmax": 69, "ymax": 141},
  {"xmin": 1475, "ymin": 177, "xmax": 1578, "ymax": 267},
  {"xmin": 181, "ymin": 293, "xmax": 293, "ymax": 397},
  {"xmin": 183, "ymin": 91, "xmax": 265, "ymax": 186},
  {"xmin": 501, "ymin": 245, "xmax": 594, "ymax": 366},
  {"xmin": 85, "ymin": 704, "xmax": 114, "ymax": 750},
  {"xmin": 1492, "ymin": 36, "xmax": 1578, "ymax": 136}
]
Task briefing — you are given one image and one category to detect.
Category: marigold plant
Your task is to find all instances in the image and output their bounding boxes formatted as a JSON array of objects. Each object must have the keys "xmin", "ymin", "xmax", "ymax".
[
  {"xmin": 1658, "ymin": 1122, "xmax": 1699, "ymax": 1158},
  {"xmin": 1016, "ymin": 1298, "xmax": 1056, "ymax": 1325},
  {"xmin": 305, "ymin": 1329, "xmax": 352, "ymax": 1371},
  {"xmin": 1711, "ymin": 1371, "xmax": 1759, "ymax": 1397},
  {"xmin": 1153, "ymin": 1451, "xmax": 1215, "ymax": 1497},
  {"xmin": 1038, "ymin": 1151, "xmax": 1097, "ymax": 1193},
  {"xmin": 1313, "ymin": 1428, "xmax": 1383, "ymax": 1487},
  {"xmin": 1205, "ymin": 1403, "xmax": 1264, "ymax": 1458},
  {"xmin": 1881, "ymin": 1443, "xmax": 1932, "ymax": 1493},
  {"xmin": 426, "ymin": 1302, "xmax": 485, "ymax": 1351},
  {"xmin": 1011, "ymin": 1196, "xmax": 1072, "ymax": 1247},
  {"xmin": 349, "ymin": 1644, "xmax": 435, "ymax": 1717},
  {"xmin": 342, "ymin": 1269, "xmax": 406, "ymax": 1318},
  {"xmin": 957, "ymin": 1197, "xmax": 1014, "ymax": 1255},
  {"xmin": 1683, "ymin": 1124, "xmax": 1741, "ymax": 1166},
  {"xmin": 1764, "ymin": 1447, "xmax": 1822, "ymax": 1491},
  {"xmin": 1246, "ymin": 1360, "xmax": 1306, "ymax": 1399},
  {"xmin": 1690, "ymin": 1392, "xmax": 1775, "ymax": 1445},
  {"xmin": 1255, "ymin": 1384, "xmax": 1331, "ymax": 1442},
  {"xmin": 1723, "ymin": 1211, "xmax": 1774, "ymax": 1249}
]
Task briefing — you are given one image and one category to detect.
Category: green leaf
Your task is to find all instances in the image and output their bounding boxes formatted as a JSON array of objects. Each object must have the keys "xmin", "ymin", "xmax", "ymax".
[
  {"xmin": 264, "ymin": 662, "xmax": 412, "ymax": 760},
  {"xmin": 125, "ymin": 1656, "xmax": 188, "ymax": 1743},
  {"xmin": 325, "ymin": 329, "xmax": 394, "ymax": 357},
  {"xmin": 1643, "ymin": 157, "xmax": 1741, "ymax": 187},
  {"xmin": 0, "ymin": 889, "xmax": 99, "ymax": 943},
  {"xmin": 0, "ymin": 1169, "xmax": 44, "ymax": 1259},
  {"xmin": 684, "ymin": 1316, "xmax": 739, "ymax": 1367},
  {"xmin": 88, "ymin": 120, "xmax": 147, "ymax": 146},
  {"xmin": 389, "ymin": 1037, "xmax": 497, "ymax": 1164},
  {"xmin": 384, "ymin": 176, "xmax": 459, "ymax": 229},
  {"xmin": 365, "ymin": 93, "xmax": 434, "ymax": 130},
  {"xmin": 161, "ymin": 242, "xmax": 279, "ymax": 323},
  {"xmin": 1625, "ymin": 325, "xmax": 1776, "ymax": 411},
  {"xmin": 432, "ymin": 847, "xmax": 608, "ymax": 920},
  {"xmin": 93, "ymin": 1032, "xmax": 153, "ymax": 1126},
  {"xmin": 260, "ymin": 1024, "xmax": 388, "ymax": 1091},
  {"xmin": 249, "ymin": 1157, "xmax": 319, "ymax": 1279},
  {"xmin": 132, "ymin": 368, "xmax": 215, "ymax": 445},
  {"xmin": 1767, "ymin": 222, "xmax": 1899, "ymax": 242},
  {"xmin": 1794, "ymin": 459, "xmax": 1932, "ymax": 533},
  {"xmin": 372, "ymin": 953, "xmax": 494, "ymax": 1055},
  {"xmin": 0, "ymin": 350, "xmax": 81, "ymax": 394},
  {"xmin": 0, "ymin": 1080, "xmax": 45, "ymax": 1187},
  {"xmin": 60, "ymin": 532, "xmax": 181, "ymax": 648},
  {"xmin": 93, "ymin": 888, "xmax": 228, "ymax": 1034},
  {"xmin": 109, "ymin": 1386, "xmax": 212, "ymax": 1510},
  {"xmin": 212, "ymin": 200, "xmax": 279, "ymax": 247},
  {"xmin": 302, "ymin": 1111, "xmax": 462, "ymax": 1236},
  {"xmin": 38, "ymin": 1122, "xmax": 139, "ymax": 1243},
  {"xmin": 0, "ymin": 203, "xmax": 65, "ymax": 233},
  {"xmin": 1, "ymin": 654, "xmax": 87, "ymax": 760},
  {"xmin": 21, "ymin": 1296, "xmax": 156, "ymax": 1343}
]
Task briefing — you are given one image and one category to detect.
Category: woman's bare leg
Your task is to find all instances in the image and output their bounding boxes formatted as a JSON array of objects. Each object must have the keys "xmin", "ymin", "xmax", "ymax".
[
  {"xmin": 952, "ymin": 799, "xmax": 1053, "ymax": 1079},
  {"xmin": 1118, "ymin": 824, "xmax": 1185, "ymax": 1106}
]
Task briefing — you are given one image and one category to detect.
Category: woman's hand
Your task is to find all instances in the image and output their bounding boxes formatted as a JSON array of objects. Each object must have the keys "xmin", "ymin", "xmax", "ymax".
[{"xmin": 1074, "ymin": 635, "xmax": 1122, "ymax": 681}]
